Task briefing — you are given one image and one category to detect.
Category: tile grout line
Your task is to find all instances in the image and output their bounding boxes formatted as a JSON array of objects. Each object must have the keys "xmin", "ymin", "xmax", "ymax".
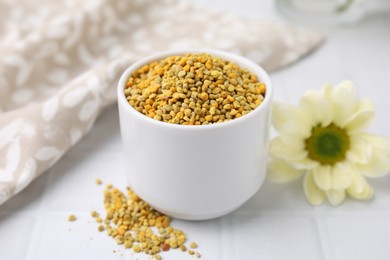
[
  {"xmin": 220, "ymin": 216, "xmax": 231, "ymax": 260},
  {"xmin": 314, "ymin": 214, "xmax": 335, "ymax": 260},
  {"xmin": 230, "ymin": 210, "xmax": 390, "ymax": 216}
]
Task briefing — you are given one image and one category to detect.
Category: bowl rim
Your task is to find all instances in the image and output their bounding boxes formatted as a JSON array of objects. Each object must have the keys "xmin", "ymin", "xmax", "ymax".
[{"xmin": 117, "ymin": 48, "xmax": 273, "ymax": 131}]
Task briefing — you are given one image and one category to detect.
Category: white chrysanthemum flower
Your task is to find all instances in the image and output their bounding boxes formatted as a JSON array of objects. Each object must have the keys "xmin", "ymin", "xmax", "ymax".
[{"xmin": 268, "ymin": 81, "xmax": 390, "ymax": 206}]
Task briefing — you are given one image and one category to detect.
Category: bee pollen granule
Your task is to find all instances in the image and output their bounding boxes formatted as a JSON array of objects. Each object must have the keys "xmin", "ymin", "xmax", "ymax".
[
  {"xmin": 68, "ymin": 214, "xmax": 76, "ymax": 222},
  {"xmin": 125, "ymin": 53, "xmax": 266, "ymax": 125}
]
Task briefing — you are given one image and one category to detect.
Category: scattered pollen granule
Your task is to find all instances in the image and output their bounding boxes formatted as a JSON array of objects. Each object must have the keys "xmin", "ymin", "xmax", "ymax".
[
  {"xmin": 68, "ymin": 214, "xmax": 76, "ymax": 222},
  {"xmin": 92, "ymin": 184, "xmax": 200, "ymax": 259}
]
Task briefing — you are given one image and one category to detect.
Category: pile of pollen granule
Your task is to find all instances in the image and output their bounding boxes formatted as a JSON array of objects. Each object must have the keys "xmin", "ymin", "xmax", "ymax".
[
  {"xmin": 91, "ymin": 181, "xmax": 201, "ymax": 259},
  {"xmin": 125, "ymin": 53, "xmax": 266, "ymax": 125}
]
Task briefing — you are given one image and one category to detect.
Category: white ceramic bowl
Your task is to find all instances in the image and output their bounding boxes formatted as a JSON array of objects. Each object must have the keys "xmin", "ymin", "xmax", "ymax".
[{"xmin": 117, "ymin": 49, "xmax": 273, "ymax": 220}]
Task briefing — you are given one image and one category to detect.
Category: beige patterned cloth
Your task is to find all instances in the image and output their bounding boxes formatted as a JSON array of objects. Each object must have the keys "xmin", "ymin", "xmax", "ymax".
[{"xmin": 0, "ymin": 0, "xmax": 323, "ymax": 204}]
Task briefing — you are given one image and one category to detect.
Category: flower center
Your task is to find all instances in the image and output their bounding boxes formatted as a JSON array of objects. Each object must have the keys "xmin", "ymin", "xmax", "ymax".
[{"xmin": 305, "ymin": 123, "xmax": 350, "ymax": 165}]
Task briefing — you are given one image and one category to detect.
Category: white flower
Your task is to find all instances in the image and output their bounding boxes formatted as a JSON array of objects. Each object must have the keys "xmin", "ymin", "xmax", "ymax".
[{"xmin": 268, "ymin": 81, "xmax": 390, "ymax": 206}]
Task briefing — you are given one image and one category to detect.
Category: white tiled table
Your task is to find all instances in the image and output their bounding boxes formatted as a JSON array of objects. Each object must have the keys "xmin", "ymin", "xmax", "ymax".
[{"xmin": 1, "ymin": 1, "xmax": 390, "ymax": 259}]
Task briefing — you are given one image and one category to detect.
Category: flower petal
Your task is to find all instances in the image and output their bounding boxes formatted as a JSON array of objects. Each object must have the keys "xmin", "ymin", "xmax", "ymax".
[
  {"xmin": 272, "ymin": 102, "xmax": 290, "ymax": 131},
  {"xmin": 273, "ymin": 102, "xmax": 312, "ymax": 139},
  {"xmin": 347, "ymin": 171, "xmax": 374, "ymax": 200},
  {"xmin": 349, "ymin": 185, "xmax": 373, "ymax": 200},
  {"xmin": 291, "ymin": 158, "xmax": 320, "ymax": 170},
  {"xmin": 313, "ymin": 165, "xmax": 332, "ymax": 191},
  {"xmin": 303, "ymin": 172, "xmax": 326, "ymax": 206},
  {"xmin": 330, "ymin": 81, "xmax": 358, "ymax": 126},
  {"xmin": 272, "ymin": 102, "xmax": 307, "ymax": 132},
  {"xmin": 321, "ymin": 84, "xmax": 333, "ymax": 100},
  {"xmin": 269, "ymin": 137, "xmax": 308, "ymax": 162},
  {"xmin": 346, "ymin": 136, "xmax": 372, "ymax": 164},
  {"xmin": 358, "ymin": 149, "xmax": 390, "ymax": 178},
  {"xmin": 279, "ymin": 132, "xmax": 305, "ymax": 149},
  {"xmin": 326, "ymin": 189, "xmax": 346, "ymax": 206},
  {"xmin": 279, "ymin": 119, "xmax": 312, "ymax": 140},
  {"xmin": 343, "ymin": 98, "xmax": 375, "ymax": 134},
  {"xmin": 267, "ymin": 159, "xmax": 305, "ymax": 183},
  {"xmin": 358, "ymin": 134, "xmax": 390, "ymax": 158},
  {"xmin": 348, "ymin": 185, "xmax": 374, "ymax": 200},
  {"xmin": 299, "ymin": 88, "xmax": 333, "ymax": 127},
  {"xmin": 331, "ymin": 162, "xmax": 354, "ymax": 190},
  {"xmin": 348, "ymin": 169, "xmax": 366, "ymax": 193}
]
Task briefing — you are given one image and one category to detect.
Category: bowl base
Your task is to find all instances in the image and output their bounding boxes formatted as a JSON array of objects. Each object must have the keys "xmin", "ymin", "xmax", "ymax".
[{"xmin": 152, "ymin": 203, "xmax": 244, "ymax": 221}]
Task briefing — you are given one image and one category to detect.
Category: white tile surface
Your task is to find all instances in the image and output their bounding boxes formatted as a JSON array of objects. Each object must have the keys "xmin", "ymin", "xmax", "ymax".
[
  {"xmin": 325, "ymin": 215, "xmax": 390, "ymax": 260},
  {"xmin": 228, "ymin": 213, "xmax": 324, "ymax": 260},
  {"xmin": 1, "ymin": 0, "xmax": 390, "ymax": 259},
  {"xmin": 0, "ymin": 212, "xmax": 36, "ymax": 259},
  {"xmin": 41, "ymin": 152, "xmax": 124, "ymax": 211}
]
